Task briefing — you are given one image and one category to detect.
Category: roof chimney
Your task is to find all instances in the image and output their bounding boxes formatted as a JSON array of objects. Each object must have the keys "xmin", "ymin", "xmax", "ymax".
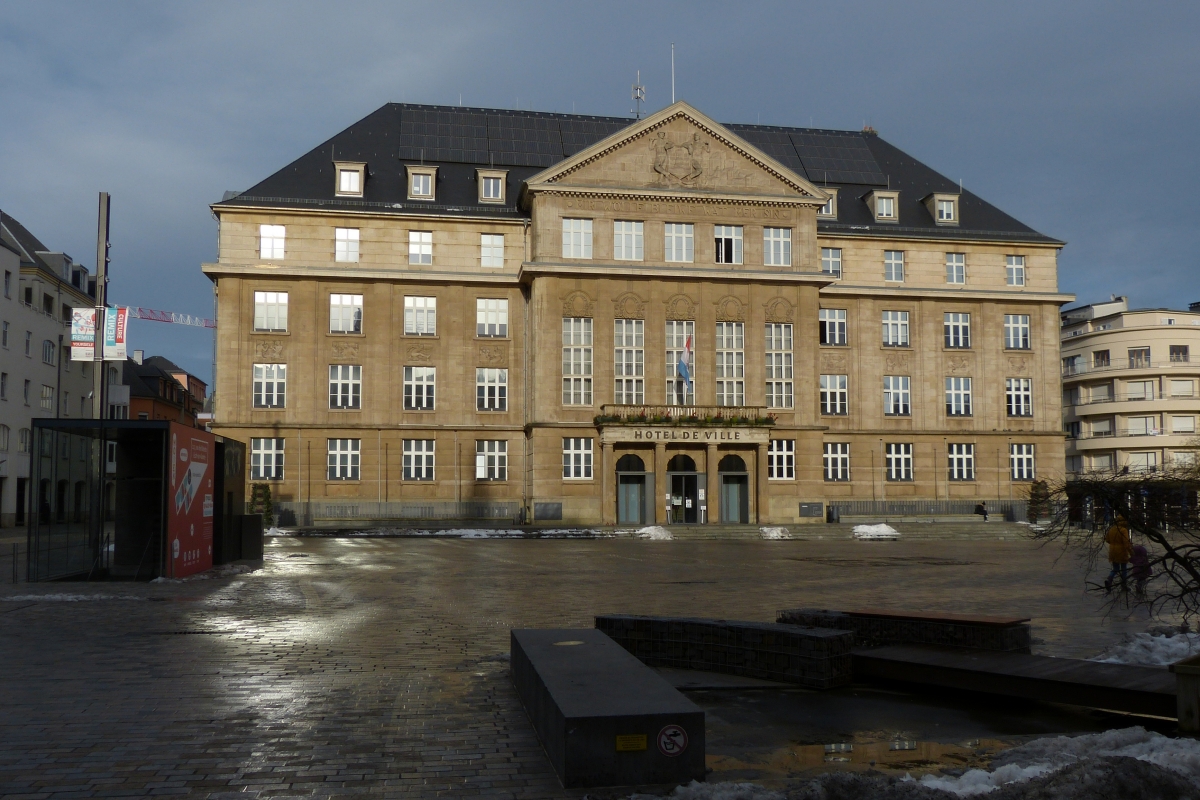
[{"xmin": 132, "ymin": 349, "xmax": 143, "ymax": 365}]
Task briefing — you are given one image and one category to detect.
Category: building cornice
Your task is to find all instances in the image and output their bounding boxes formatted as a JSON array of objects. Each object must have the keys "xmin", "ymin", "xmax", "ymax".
[
  {"xmin": 212, "ymin": 201, "xmax": 525, "ymax": 225},
  {"xmin": 517, "ymin": 261, "xmax": 836, "ymax": 286},
  {"xmin": 820, "ymin": 283, "xmax": 1075, "ymax": 304},
  {"xmin": 817, "ymin": 227, "xmax": 1063, "ymax": 248},
  {"xmin": 526, "ymin": 185, "xmax": 816, "ymax": 207},
  {"xmin": 201, "ymin": 262, "xmax": 521, "ymax": 285}
]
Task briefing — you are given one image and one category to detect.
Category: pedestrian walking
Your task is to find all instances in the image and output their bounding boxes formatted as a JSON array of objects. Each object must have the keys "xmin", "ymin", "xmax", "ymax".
[
  {"xmin": 974, "ymin": 501, "xmax": 989, "ymax": 522},
  {"xmin": 1104, "ymin": 516, "xmax": 1133, "ymax": 593},
  {"xmin": 1130, "ymin": 544, "xmax": 1151, "ymax": 598}
]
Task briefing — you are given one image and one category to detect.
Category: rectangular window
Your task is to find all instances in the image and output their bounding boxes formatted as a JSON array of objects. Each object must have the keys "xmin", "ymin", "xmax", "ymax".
[
  {"xmin": 252, "ymin": 364, "xmax": 286, "ymax": 408},
  {"xmin": 259, "ymin": 224, "xmax": 285, "ymax": 259},
  {"xmin": 819, "ymin": 308, "xmax": 848, "ymax": 345},
  {"xmin": 876, "ymin": 196, "xmax": 895, "ymax": 219},
  {"xmin": 818, "ymin": 193, "xmax": 836, "ymax": 217},
  {"xmin": 250, "ymin": 438, "xmax": 285, "ymax": 480},
  {"xmin": 614, "ymin": 319, "xmax": 645, "ymax": 405},
  {"xmin": 1127, "ymin": 380, "xmax": 1154, "ymax": 400},
  {"xmin": 24, "ymin": 331, "xmax": 30, "ymax": 356},
  {"xmin": 882, "ymin": 311, "xmax": 909, "ymax": 347},
  {"xmin": 937, "ymin": 199, "xmax": 956, "ymax": 222},
  {"xmin": 1093, "ymin": 350, "xmax": 1111, "ymax": 368},
  {"xmin": 329, "ymin": 294, "xmax": 363, "ymax": 334},
  {"xmin": 1006, "ymin": 377, "xmax": 1033, "ymax": 417},
  {"xmin": 2, "ymin": 321, "xmax": 8, "ymax": 347},
  {"xmin": 1, "ymin": 373, "xmax": 6, "ymax": 399},
  {"xmin": 404, "ymin": 296, "xmax": 436, "ymax": 336},
  {"xmin": 820, "ymin": 247, "xmax": 842, "ymax": 277},
  {"xmin": 1128, "ymin": 347, "xmax": 1151, "ymax": 368},
  {"xmin": 480, "ymin": 234, "xmax": 504, "ymax": 268},
  {"xmin": 946, "ymin": 253, "xmax": 965, "ymax": 284},
  {"xmin": 475, "ymin": 440, "xmax": 507, "ymax": 480},
  {"xmin": 768, "ymin": 439, "xmax": 795, "ymax": 480},
  {"xmin": 823, "ymin": 442, "xmax": 850, "ymax": 482},
  {"xmin": 1129, "ymin": 452, "xmax": 1159, "ymax": 473},
  {"xmin": 715, "ymin": 322, "xmax": 745, "ymax": 406},
  {"xmin": 39, "ymin": 385, "xmax": 53, "ymax": 411},
  {"xmin": 1173, "ymin": 416, "xmax": 1196, "ymax": 434},
  {"xmin": 328, "ymin": 364, "xmax": 362, "ymax": 409},
  {"xmin": 338, "ymin": 169, "xmax": 360, "ymax": 195},
  {"xmin": 1011, "ymin": 444, "xmax": 1036, "ymax": 481},
  {"xmin": 476, "ymin": 298, "xmax": 508, "ymax": 337},
  {"xmin": 410, "ymin": 172, "xmax": 432, "ymax": 198},
  {"xmin": 1171, "ymin": 379, "xmax": 1195, "ymax": 397},
  {"xmin": 1090, "ymin": 418, "xmax": 1112, "ymax": 437},
  {"xmin": 948, "ymin": 443, "xmax": 975, "ymax": 481},
  {"xmin": 402, "ymin": 439, "xmax": 435, "ymax": 480},
  {"xmin": 1171, "ymin": 345, "xmax": 1190, "ymax": 363},
  {"xmin": 945, "ymin": 377, "xmax": 973, "ymax": 416},
  {"xmin": 335, "ymin": 228, "xmax": 360, "ymax": 262},
  {"xmin": 563, "ymin": 437, "xmax": 593, "ymax": 479},
  {"xmin": 562, "ymin": 218, "xmax": 593, "ymax": 259},
  {"xmin": 944, "ymin": 313, "xmax": 971, "ymax": 348},
  {"xmin": 562, "ymin": 318, "xmax": 593, "ymax": 405},
  {"xmin": 820, "ymin": 374, "xmax": 848, "ymax": 415},
  {"xmin": 403, "ymin": 366, "xmax": 435, "ymax": 410},
  {"xmin": 764, "ymin": 228, "xmax": 792, "ymax": 266},
  {"xmin": 1004, "ymin": 314, "xmax": 1031, "ymax": 349},
  {"xmin": 481, "ymin": 176, "xmax": 503, "ymax": 201},
  {"xmin": 666, "ymin": 320, "xmax": 695, "ymax": 405},
  {"xmin": 884, "ymin": 375, "xmax": 911, "ymax": 416},
  {"xmin": 409, "ymin": 231, "xmax": 433, "ymax": 265},
  {"xmin": 476, "ymin": 368, "xmax": 508, "ymax": 411},
  {"xmin": 614, "ymin": 221, "xmax": 644, "ymax": 261},
  {"xmin": 42, "ymin": 340, "xmax": 54, "ymax": 365},
  {"xmin": 664, "ymin": 223, "xmax": 694, "ymax": 262},
  {"xmin": 1006, "ymin": 255, "xmax": 1026, "ymax": 286},
  {"xmin": 327, "ymin": 439, "xmax": 361, "ymax": 480},
  {"xmin": 253, "ymin": 291, "xmax": 288, "ymax": 332},
  {"xmin": 714, "ymin": 225, "xmax": 743, "ymax": 264},
  {"xmin": 884, "ymin": 250, "xmax": 905, "ymax": 282},
  {"xmin": 765, "ymin": 323, "xmax": 793, "ymax": 409},
  {"xmin": 886, "ymin": 443, "xmax": 914, "ymax": 481},
  {"xmin": 3, "ymin": 271, "xmax": 8, "ymax": 298}
]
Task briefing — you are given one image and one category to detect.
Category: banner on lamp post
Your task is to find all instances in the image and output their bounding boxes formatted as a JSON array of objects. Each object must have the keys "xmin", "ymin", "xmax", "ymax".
[
  {"xmin": 71, "ymin": 308, "xmax": 96, "ymax": 361},
  {"xmin": 103, "ymin": 306, "xmax": 128, "ymax": 361}
]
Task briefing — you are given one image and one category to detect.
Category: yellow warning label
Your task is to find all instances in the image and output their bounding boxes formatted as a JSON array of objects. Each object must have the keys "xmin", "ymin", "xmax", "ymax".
[{"xmin": 615, "ymin": 734, "xmax": 647, "ymax": 752}]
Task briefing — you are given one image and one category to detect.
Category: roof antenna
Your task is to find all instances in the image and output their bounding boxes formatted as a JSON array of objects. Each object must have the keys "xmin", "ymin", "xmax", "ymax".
[
  {"xmin": 671, "ymin": 43, "xmax": 676, "ymax": 103},
  {"xmin": 631, "ymin": 70, "xmax": 645, "ymax": 119},
  {"xmin": 959, "ymin": 178, "xmax": 963, "ymax": 194},
  {"xmin": 458, "ymin": 93, "xmax": 462, "ymax": 106}
]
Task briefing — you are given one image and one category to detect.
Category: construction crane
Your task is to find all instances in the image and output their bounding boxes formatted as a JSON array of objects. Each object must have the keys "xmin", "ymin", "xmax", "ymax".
[{"xmin": 127, "ymin": 307, "xmax": 215, "ymax": 329}]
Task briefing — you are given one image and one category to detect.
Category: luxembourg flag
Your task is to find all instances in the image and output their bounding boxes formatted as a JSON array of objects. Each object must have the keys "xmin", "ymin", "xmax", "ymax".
[{"xmin": 677, "ymin": 334, "xmax": 693, "ymax": 386}]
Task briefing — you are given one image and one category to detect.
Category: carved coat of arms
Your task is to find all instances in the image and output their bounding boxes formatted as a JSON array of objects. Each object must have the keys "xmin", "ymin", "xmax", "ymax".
[{"xmin": 649, "ymin": 131, "xmax": 709, "ymax": 185}]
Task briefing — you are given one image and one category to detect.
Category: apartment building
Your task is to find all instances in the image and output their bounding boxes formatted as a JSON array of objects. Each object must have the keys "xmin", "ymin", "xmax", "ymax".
[
  {"xmin": 204, "ymin": 101, "xmax": 1070, "ymax": 525},
  {"xmin": 105, "ymin": 353, "xmax": 208, "ymax": 427}
]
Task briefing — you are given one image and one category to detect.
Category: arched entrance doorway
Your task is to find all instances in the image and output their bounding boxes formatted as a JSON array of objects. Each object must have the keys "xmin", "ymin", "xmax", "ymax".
[
  {"xmin": 718, "ymin": 455, "xmax": 749, "ymax": 524},
  {"xmin": 667, "ymin": 454, "xmax": 700, "ymax": 524},
  {"xmin": 616, "ymin": 454, "xmax": 650, "ymax": 525}
]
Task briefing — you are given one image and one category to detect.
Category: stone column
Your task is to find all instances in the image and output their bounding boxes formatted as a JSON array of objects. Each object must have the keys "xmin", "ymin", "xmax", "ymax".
[
  {"xmin": 706, "ymin": 443, "xmax": 719, "ymax": 525},
  {"xmin": 655, "ymin": 442, "xmax": 668, "ymax": 525},
  {"xmin": 756, "ymin": 443, "xmax": 770, "ymax": 524},
  {"xmin": 602, "ymin": 442, "xmax": 615, "ymax": 525}
]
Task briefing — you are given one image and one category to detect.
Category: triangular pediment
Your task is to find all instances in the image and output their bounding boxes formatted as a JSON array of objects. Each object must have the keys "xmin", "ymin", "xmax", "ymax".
[{"xmin": 526, "ymin": 101, "xmax": 826, "ymax": 202}]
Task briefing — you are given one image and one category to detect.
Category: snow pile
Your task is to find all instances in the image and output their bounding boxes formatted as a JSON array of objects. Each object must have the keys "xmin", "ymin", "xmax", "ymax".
[
  {"xmin": 151, "ymin": 563, "xmax": 257, "ymax": 583},
  {"xmin": 637, "ymin": 526, "xmax": 674, "ymax": 540},
  {"xmin": 265, "ymin": 526, "xmax": 287, "ymax": 536},
  {"xmin": 458, "ymin": 529, "xmax": 523, "ymax": 539},
  {"xmin": 629, "ymin": 781, "xmax": 783, "ymax": 800},
  {"xmin": 1, "ymin": 593, "xmax": 145, "ymax": 601},
  {"xmin": 1091, "ymin": 631, "xmax": 1200, "ymax": 665},
  {"xmin": 853, "ymin": 523, "xmax": 900, "ymax": 540},
  {"xmin": 759, "ymin": 526, "xmax": 792, "ymax": 540}
]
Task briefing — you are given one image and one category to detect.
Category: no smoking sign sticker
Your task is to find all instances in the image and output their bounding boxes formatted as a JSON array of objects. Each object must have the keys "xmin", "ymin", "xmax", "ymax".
[{"xmin": 657, "ymin": 724, "xmax": 688, "ymax": 757}]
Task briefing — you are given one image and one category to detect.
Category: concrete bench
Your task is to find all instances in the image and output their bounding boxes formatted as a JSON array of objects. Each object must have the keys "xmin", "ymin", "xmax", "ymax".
[
  {"xmin": 778, "ymin": 608, "xmax": 1032, "ymax": 653},
  {"xmin": 510, "ymin": 628, "xmax": 705, "ymax": 789}
]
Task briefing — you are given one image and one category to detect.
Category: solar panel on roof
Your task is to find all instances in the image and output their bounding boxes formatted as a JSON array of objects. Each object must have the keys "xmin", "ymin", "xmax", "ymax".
[
  {"xmin": 724, "ymin": 127, "xmax": 807, "ymax": 175},
  {"xmin": 790, "ymin": 132, "xmax": 886, "ymax": 185}
]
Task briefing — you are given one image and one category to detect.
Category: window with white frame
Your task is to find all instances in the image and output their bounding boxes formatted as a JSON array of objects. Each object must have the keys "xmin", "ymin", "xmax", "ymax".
[
  {"xmin": 259, "ymin": 225, "xmax": 285, "ymax": 259},
  {"xmin": 1006, "ymin": 255, "xmax": 1026, "ymax": 286},
  {"xmin": 817, "ymin": 190, "xmax": 838, "ymax": 218},
  {"xmin": 716, "ymin": 322, "xmax": 744, "ymax": 406},
  {"xmin": 946, "ymin": 253, "xmax": 965, "ymax": 284},
  {"xmin": 562, "ymin": 218, "xmax": 593, "ymax": 259},
  {"xmin": 562, "ymin": 317, "xmax": 593, "ymax": 405},
  {"xmin": 948, "ymin": 443, "xmax": 975, "ymax": 481},
  {"xmin": 475, "ymin": 440, "xmax": 507, "ymax": 480},
  {"xmin": 764, "ymin": 228, "xmax": 791, "ymax": 266},
  {"xmin": 821, "ymin": 247, "xmax": 842, "ymax": 277},
  {"xmin": 476, "ymin": 298, "xmax": 507, "ymax": 337},
  {"xmin": 884, "ymin": 375, "xmax": 911, "ymax": 416},
  {"xmin": 1173, "ymin": 415, "xmax": 1196, "ymax": 434},
  {"xmin": 1127, "ymin": 380, "xmax": 1154, "ymax": 400},
  {"xmin": 328, "ymin": 364, "xmax": 362, "ymax": 409},
  {"xmin": 409, "ymin": 231, "xmax": 433, "ymax": 265},
  {"xmin": 944, "ymin": 312, "xmax": 971, "ymax": 348},
  {"xmin": 1129, "ymin": 452, "xmax": 1159, "ymax": 473},
  {"xmin": 253, "ymin": 291, "xmax": 288, "ymax": 332},
  {"xmin": 337, "ymin": 168, "xmax": 361, "ymax": 195},
  {"xmin": 1004, "ymin": 314, "xmax": 1031, "ymax": 349},
  {"xmin": 614, "ymin": 221, "xmax": 644, "ymax": 261},
  {"xmin": 936, "ymin": 199, "xmax": 956, "ymax": 222},
  {"xmin": 403, "ymin": 366, "xmax": 435, "ymax": 410},
  {"xmin": 768, "ymin": 439, "xmax": 795, "ymax": 479},
  {"xmin": 823, "ymin": 442, "xmax": 850, "ymax": 481},
  {"xmin": 40, "ymin": 385, "xmax": 53, "ymax": 411},
  {"xmin": 402, "ymin": 439, "xmax": 435, "ymax": 480},
  {"xmin": 886, "ymin": 443, "xmax": 913, "ymax": 481},
  {"xmin": 251, "ymin": 438, "xmax": 285, "ymax": 480},
  {"xmin": 480, "ymin": 175, "xmax": 504, "ymax": 201},
  {"xmin": 884, "ymin": 250, "xmax": 905, "ymax": 282},
  {"xmin": 876, "ymin": 196, "xmax": 896, "ymax": 220},
  {"xmin": 714, "ymin": 225, "xmax": 743, "ymax": 264},
  {"xmin": 819, "ymin": 308, "xmax": 847, "ymax": 345},
  {"xmin": 666, "ymin": 320, "xmax": 695, "ymax": 405},
  {"xmin": 1006, "ymin": 377, "xmax": 1033, "ymax": 417},
  {"xmin": 329, "ymin": 294, "xmax": 363, "ymax": 334},
  {"xmin": 252, "ymin": 364, "xmax": 286, "ymax": 408},
  {"xmin": 42, "ymin": 340, "xmax": 54, "ymax": 365},
  {"xmin": 476, "ymin": 368, "xmax": 507, "ymax": 411},
  {"xmin": 1011, "ymin": 444, "xmax": 1036, "ymax": 481},
  {"xmin": 403, "ymin": 296, "xmax": 436, "ymax": 336},
  {"xmin": 1172, "ymin": 380, "xmax": 1195, "ymax": 397},
  {"xmin": 409, "ymin": 171, "xmax": 433, "ymax": 199},
  {"xmin": 820, "ymin": 374, "xmax": 848, "ymax": 415},
  {"xmin": 882, "ymin": 311, "xmax": 909, "ymax": 347},
  {"xmin": 945, "ymin": 377, "xmax": 973, "ymax": 416},
  {"xmin": 563, "ymin": 437, "xmax": 593, "ymax": 479},
  {"xmin": 327, "ymin": 439, "xmax": 360, "ymax": 480},
  {"xmin": 335, "ymin": 228, "xmax": 360, "ymax": 262},
  {"xmin": 664, "ymin": 223, "xmax": 694, "ymax": 262},
  {"xmin": 765, "ymin": 323, "xmax": 793, "ymax": 409},
  {"xmin": 614, "ymin": 319, "xmax": 644, "ymax": 405},
  {"xmin": 480, "ymin": 234, "xmax": 504, "ymax": 267}
]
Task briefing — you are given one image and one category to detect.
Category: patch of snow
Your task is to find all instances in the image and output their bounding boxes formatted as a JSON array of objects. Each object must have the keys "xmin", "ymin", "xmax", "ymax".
[
  {"xmin": 759, "ymin": 526, "xmax": 791, "ymax": 540},
  {"xmin": 629, "ymin": 781, "xmax": 784, "ymax": 800},
  {"xmin": 265, "ymin": 526, "xmax": 287, "ymax": 536},
  {"xmin": 1091, "ymin": 631, "xmax": 1200, "ymax": 665},
  {"xmin": 636, "ymin": 526, "xmax": 674, "ymax": 540},
  {"xmin": 150, "ymin": 564, "xmax": 257, "ymax": 583},
  {"xmin": 458, "ymin": 529, "xmax": 523, "ymax": 539},
  {"xmin": 1, "ymin": 593, "xmax": 145, "ymax": 601},
  {"xmin": 853, "ymin": 523, "xmax": 900, "ymax": 540}
]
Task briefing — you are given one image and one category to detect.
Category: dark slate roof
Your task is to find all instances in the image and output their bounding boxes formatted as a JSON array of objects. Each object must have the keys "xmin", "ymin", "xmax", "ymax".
[
  {"xmin": 143, "ymin": 355, "xmax": 184, "ymax": 373},
  {"xmin": 0, "ymin": 210, "xmax": 52, "ymax": 268},
  {"xmin": 218, "ymin": 103, "xmax": 1059, "ymax": 244}
]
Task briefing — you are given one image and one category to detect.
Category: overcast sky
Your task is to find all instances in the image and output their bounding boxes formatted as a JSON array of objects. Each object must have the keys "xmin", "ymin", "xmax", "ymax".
[{"xmin": 1, "ymin": 2, "xmax": 1197, "ymax": 384}]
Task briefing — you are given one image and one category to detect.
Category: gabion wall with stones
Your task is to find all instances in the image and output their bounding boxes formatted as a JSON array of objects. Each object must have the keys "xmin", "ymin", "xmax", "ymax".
[
  {"xmin": 595, "ymin": 615, "xmax": 854, "ymax": 690},
  {"xmin": 776, "ymin": 609, "xmax": 1032, "ymax": 653}
]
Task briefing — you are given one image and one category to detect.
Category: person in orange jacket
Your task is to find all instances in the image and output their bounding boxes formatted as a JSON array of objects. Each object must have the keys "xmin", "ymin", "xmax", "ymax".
[{"xmin": 1104, "ymin": 516, "xmax": 1133, "ymax": 593}]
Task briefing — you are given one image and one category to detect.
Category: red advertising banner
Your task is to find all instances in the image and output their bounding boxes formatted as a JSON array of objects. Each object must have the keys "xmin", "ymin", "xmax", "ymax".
[{"xmin": 168, "ymin": 422, "xmax": 215, "ymax": 578}]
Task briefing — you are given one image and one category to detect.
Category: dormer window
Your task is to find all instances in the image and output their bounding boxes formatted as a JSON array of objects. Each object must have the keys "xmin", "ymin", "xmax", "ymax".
[
  {"xmin": 406, "ymin": 166, "xmax": 437, "ymax": 201},
  {"xmin": 817, "ymin": 188, "xmax": 838, "ymax": 219},
  {"xmin": 333, "ymin": 161, "xmax": 366, "ymax": 197},
  {"xmin": 924, "ymin": 193, "xmax": 960, "ymax": 226},
  {"xmin": 477, "ymin": 169, "xmax": 508, "ymax": 204},
  {"xmin": 866, "ymin": 190, "xmax": 899, "ymax": 223},
  {"xmin": 937, "ymin": 200, "xmax": 955, "ymax": 221}
]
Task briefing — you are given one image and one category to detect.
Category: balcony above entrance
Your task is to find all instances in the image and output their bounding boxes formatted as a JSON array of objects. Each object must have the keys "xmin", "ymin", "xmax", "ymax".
[{"xmin": 595, "ymin": 404, "xmax": 775, "ymax": 427}]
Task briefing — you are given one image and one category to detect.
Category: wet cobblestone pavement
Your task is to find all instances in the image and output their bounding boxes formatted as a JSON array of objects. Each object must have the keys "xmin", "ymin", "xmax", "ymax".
[{"xmin": 0, "ymin": 536, "xmax": 1157, "ymax": 798}]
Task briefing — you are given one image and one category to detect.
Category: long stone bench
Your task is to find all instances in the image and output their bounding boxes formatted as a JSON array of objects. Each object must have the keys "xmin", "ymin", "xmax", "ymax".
[
  {"xmin": 510, "ymin": 628, "xmax": 705, "ymax": 789},
  {"xmin": 778, "ymin": 608, "xmax": 1032, "ymax": 653}
]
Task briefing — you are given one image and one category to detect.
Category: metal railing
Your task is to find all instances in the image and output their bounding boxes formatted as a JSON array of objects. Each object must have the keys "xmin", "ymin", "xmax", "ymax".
[
  {"xmin": 269, "ymin": 500, "xmax": 522, "ymax": 526},
  {"xmin": 1062, "ymin": 359, "xmax": 1197, "ymax": 378},
  {"xmin": 828, "ymin": 499, "xmax": 1029, "ymax": 520},
  {"xmin": 0, "ymin": 542, "xmax": 26, "ymax": 584}
]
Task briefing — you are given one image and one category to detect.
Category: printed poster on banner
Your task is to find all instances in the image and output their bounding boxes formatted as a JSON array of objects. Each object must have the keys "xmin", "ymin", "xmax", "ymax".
[
  {"xmin": 167, "ymin": 422, "xmax": 215, "ymax": 578},
  {"xmin": 103, "ymin": 306, "xmax": 129, "ymax": 361},
  {"xmin": 70, "ymin": 308, "xmax": 96, "ymax": 361}
]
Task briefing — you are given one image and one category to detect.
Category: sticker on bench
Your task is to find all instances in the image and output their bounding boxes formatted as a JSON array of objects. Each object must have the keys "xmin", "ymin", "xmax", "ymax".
[
  {"xmin": 615, "ymin": 734, "xmax": 647, "ymax": 752},
  {"xmin": 658, "ymin": 724, "xmax": 688, "ymax": 757}
]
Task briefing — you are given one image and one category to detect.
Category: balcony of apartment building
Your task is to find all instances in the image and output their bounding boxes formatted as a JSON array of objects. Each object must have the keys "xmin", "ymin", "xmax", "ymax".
[{"xmin": 1061, "ymin": 345, "xmax": 1195, "ymax": 380}]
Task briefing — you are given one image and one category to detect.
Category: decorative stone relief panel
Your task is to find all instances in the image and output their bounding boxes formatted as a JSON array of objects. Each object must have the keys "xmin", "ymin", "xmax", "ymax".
[
  {"xmin": 947, "ymin": 355, "xmax": 972, "ymax": 374},
  {"xmin": 562, "ymin": 291, "xmax": 594, "ymax": 318},
  {"xmin": 664, "ymin": 294, "xmax": 697, "ymax": 321},
  {"xmin": 821, "ymin": 353, "xmax": 848, "ymax": 372},
  {"xmin": 1008, "ymin": 357, "xmax": 1029, "ymax": 374},
  {"xmin": 406, "ymin": 344, "xmax": 433, "ymax": 363},
  {"xmin": 479, "ymin": 345, "xmax": 508, "ymax": 367},
  {"xmin": 885, "ymin": 353, "xmax": 911, "ymax": 372},
  {"xmin": 612, "ymin": 292, "xmax": 647, "ymax": 320},
  {"xmin": 715, "ymin": 295, "xmax": 746, "ymax": 322},
  {"xmin": 763, "ymin": 297, "xmax": 794, "ymax": 324},
  {"xmin": 255, "ymin": 340, "xmax": 284, "ymax": 359},
  {"xmin": 331, "ymin": 341, "xmax": 359, "ymax": 359}
]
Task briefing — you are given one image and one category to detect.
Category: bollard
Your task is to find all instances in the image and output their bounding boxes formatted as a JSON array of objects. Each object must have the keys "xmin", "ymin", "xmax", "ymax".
[{"xmin": 1170, "ymin": 653, "xmax": 1200, "ymax": 731}]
